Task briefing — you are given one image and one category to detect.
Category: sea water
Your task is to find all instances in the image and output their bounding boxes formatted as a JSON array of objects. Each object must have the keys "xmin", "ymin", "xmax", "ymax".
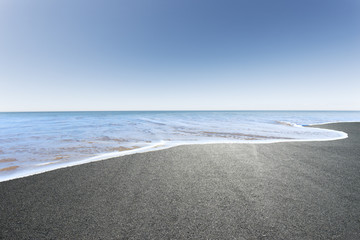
[{"xmin": 1, "ymin": 111, "xmax": 359, "ymax": 182}]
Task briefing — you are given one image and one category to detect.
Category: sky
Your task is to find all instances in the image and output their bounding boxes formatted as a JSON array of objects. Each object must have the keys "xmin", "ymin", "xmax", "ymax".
[{"xmin": 0, "ymin": 0, "xmax": 359, "ymax": 111}]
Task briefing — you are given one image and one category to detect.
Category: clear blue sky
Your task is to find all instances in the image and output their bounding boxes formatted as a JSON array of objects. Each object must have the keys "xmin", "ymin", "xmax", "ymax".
[{"xmin": 0, "ymin": 0, "xmax": 359, "ymax": 111}]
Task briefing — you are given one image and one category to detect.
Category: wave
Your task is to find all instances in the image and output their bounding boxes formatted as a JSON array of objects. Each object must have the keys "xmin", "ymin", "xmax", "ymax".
[{"xmin": 0, "ymin": 120, "xmax": 349, "ymax": 183}]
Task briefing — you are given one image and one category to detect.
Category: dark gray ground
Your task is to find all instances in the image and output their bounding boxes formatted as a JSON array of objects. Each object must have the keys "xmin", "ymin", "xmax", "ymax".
[{"xmin": 1, "ymin": 123, "xmax": 360, "ymax": 239}]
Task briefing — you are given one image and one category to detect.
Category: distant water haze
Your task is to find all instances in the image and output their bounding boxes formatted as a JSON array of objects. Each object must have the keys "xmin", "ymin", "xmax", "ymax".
[{"xmin": 1, "ymin": 111, "xmax": 360, "ymax": 182}]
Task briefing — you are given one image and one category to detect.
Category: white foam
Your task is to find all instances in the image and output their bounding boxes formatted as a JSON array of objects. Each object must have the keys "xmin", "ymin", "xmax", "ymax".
[
  {"xmin": 1, "ymin": 111, "xmax": 359, "ymax": 182},
  {"xmin": 0, "ymin": 123, "xmax": 349, "ymax": 183},
  {"xmin": 0, "ymin": 141, "xmax": 168, "ymax": 182}
]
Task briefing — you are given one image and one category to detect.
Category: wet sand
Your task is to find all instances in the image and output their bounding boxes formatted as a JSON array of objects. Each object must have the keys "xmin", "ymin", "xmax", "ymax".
[{"xmin": 0, "ymin": 123, "xmax": 360, "ymax": 239}]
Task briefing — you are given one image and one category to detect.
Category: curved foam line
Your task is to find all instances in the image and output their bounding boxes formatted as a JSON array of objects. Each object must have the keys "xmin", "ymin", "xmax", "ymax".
[
  {"xmin": 306, "ymin": 120, "xmax": 360, "ymax": 126},
  {"xmin": 0, "ymin": 122, "xmax": 350, "ymax": 183},
  {"xmin": 0, "ymin": 141, "xmax": 167, "ymax": 183}
]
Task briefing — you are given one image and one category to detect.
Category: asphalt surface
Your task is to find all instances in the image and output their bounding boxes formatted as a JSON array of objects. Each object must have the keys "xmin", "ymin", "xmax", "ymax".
[{"xmin": 1, "ymin": 123, "xmax": 360, "ymax": 239}]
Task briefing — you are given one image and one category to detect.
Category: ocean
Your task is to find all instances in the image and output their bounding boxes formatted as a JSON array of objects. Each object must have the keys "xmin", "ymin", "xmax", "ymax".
[{"xmin": 1, "ymin": 111, "xmax": 359, "ymax": 181}]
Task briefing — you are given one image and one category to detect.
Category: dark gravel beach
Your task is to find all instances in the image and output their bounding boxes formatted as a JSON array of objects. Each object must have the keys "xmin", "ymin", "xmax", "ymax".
[{"xmin": 1, "ymin": 123, "xmax": 360, "ymax": 239}]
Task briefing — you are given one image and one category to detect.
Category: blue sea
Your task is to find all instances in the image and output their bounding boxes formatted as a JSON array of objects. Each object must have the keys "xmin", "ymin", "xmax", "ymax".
[{"xmin": 1, "ymin": 111, "xmax": 360, "ymax": 182}]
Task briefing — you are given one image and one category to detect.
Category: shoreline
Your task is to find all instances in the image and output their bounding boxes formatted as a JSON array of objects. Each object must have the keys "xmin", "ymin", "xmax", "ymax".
[
  {"xmin": 0, "ymin": 121, "xmax": 351, "ymax": 183},
  {"xmin": 1, "ymin": 122, "xmax": 359, "ymax": 239}
]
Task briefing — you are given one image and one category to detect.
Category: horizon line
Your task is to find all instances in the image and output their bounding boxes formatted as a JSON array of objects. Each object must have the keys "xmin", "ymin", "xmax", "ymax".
[{"xmin": 1, "ymin": 110, "xmax": 360, "ymax": 113}]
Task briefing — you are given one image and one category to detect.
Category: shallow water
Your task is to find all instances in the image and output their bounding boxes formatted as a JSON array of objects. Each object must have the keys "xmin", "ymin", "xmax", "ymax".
[{"xmin": 1, "ymin": 111, "xmax": 359, "ymax": 181}]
